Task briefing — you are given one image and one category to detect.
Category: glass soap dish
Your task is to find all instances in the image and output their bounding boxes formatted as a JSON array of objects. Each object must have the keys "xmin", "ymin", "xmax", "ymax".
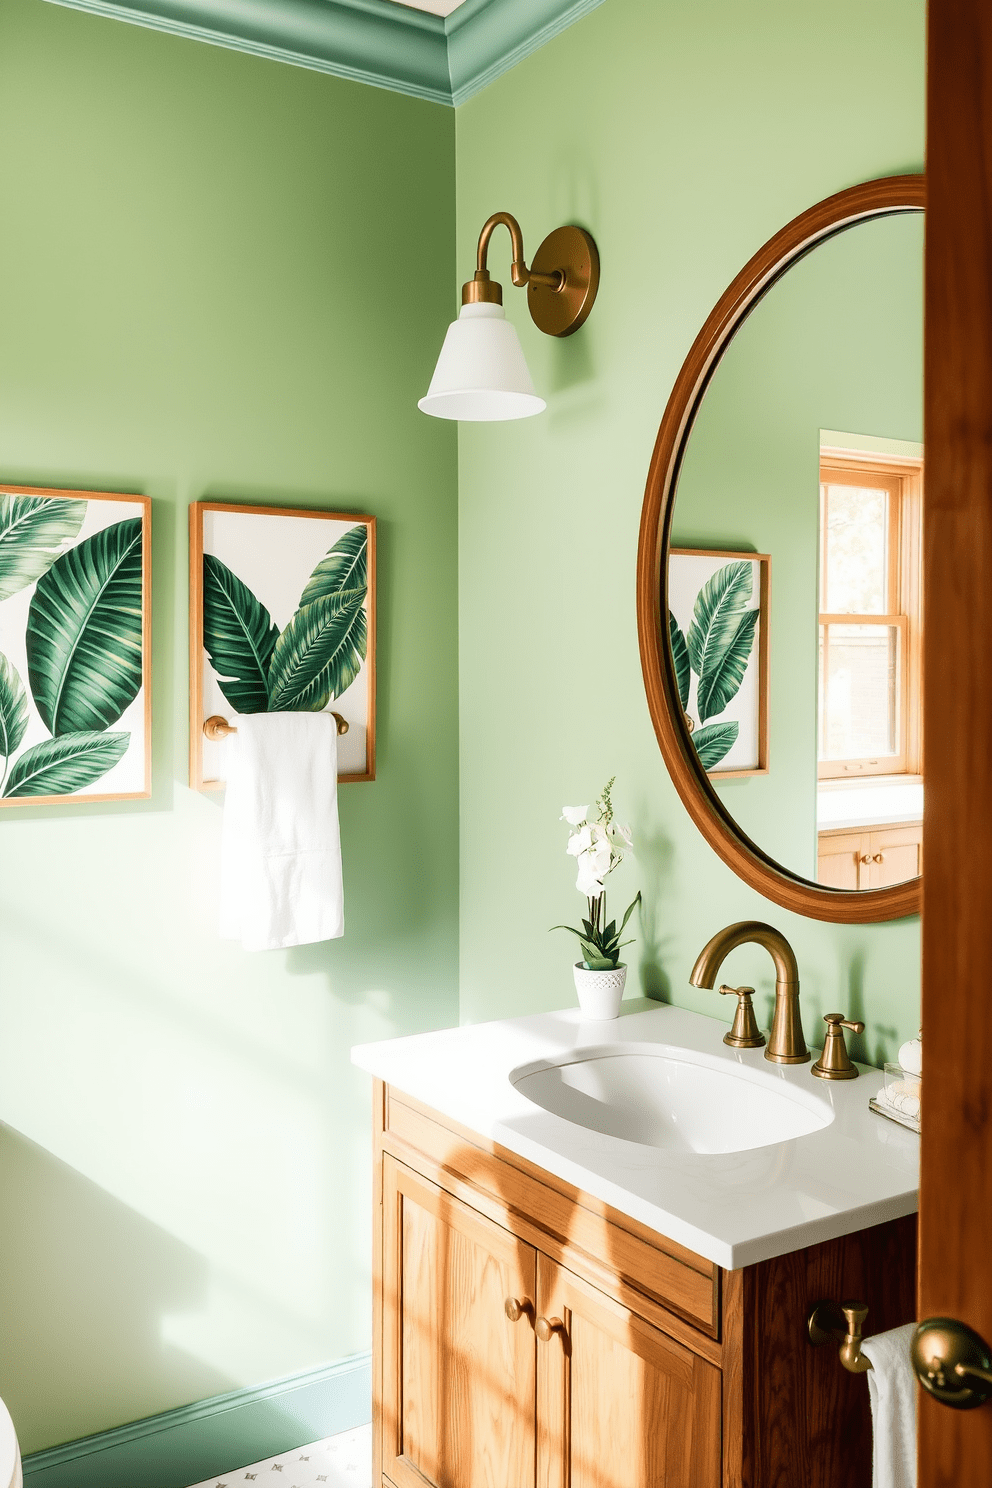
[{"xmin": 869, "ymin": 1062, "xmax": 921, "ymax": 1134}]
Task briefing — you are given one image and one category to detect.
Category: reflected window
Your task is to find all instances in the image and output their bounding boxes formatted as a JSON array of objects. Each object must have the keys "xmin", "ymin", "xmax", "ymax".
[{"xmin": 818, "ymin": 456, "xmax": 923, "ymax": 778}]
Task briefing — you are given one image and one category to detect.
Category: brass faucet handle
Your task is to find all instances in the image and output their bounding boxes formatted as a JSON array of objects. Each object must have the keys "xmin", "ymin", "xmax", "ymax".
[
  {"xmin": 718, "ymin": 985, "xmax": 766, "ymax": 1049},
  {"xmin": 811, "ymin": 1012, "xmax": 864, "ymax": 1080}
]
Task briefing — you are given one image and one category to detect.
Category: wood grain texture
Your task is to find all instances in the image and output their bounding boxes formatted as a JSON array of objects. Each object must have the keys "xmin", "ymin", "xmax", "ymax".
[
  {"xmin": 538, "ymin": 1252, "xmax": 721, "ymax": 1488},
  {"xmin": 381, "ymin": 1155, "xmax": 537, "ymax": 1488},
  {"xmin": 920, "ymin": 0, "xmax": 992, "ymax": 1479},
  {"xmin": 372, "ymin": 1079, "xmax": 385, "ymax": 1488},
  {"xmin": 725, "ymin": 1215, "xmax": 917, "ymax": 1488},
  {"xmin": 384, "ymin": 1092, "xmax": 717, "ymax": 1333},
  {"xmin": 635, "ymin": 176, "xmax": 925, "ymax": 923}
]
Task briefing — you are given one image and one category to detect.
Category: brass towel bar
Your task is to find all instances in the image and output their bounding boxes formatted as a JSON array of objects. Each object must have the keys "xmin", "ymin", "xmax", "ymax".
[
  {"xmin": 203, "ymin": 713, "xmax": 349, "ymax": 741},
  {"xmin": 808, "ymin": 1300, "xmax": 873, "ymax": 1372}
]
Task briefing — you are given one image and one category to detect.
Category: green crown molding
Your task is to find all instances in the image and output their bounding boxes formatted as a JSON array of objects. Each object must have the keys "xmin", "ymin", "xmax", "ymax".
[
  {"xmin": 22, "ymin": 1352, "xmax": 371, "ymax": 1488},
  {"xmin": 41, "ymin": 0, "xmax": 606, "ymax": 106}
]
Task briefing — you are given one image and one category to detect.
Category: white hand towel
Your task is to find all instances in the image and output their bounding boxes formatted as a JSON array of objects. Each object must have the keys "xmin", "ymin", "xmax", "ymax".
[
  {"xmin": 220, "ymin": 712, "xmax": 344, "ymax": 952},
  {"xmin": 861, "ymin": 1323, "xmax": 918, "ymax": 1488}
]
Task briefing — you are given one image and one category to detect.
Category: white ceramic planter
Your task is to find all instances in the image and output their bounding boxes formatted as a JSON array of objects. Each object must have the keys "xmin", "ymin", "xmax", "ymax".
[{"xmin": 573, "ymin": 961, "xmax": 627, "ymax": 1020}]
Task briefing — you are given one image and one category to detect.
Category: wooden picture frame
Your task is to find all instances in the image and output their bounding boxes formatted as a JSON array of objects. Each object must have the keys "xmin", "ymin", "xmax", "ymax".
[
  {"xmin": 0, "ymin": 484, "xmax": 151, "ymax": 806},
  {"xmin": 189, "ymin": 501, "xmax": 376, "ymax": 790},
  {"xmin": 669, "ymin": 548, "xmax": 770, "ymax": 778},
  {"xmin": 636, "ymin": 174, "xmax": 924, "ymax": 924}
]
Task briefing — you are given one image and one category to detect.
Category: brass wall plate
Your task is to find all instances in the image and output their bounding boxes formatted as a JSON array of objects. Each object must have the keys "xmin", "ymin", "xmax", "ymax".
[{"xmin": 528, "ymin": 225, "xmax": 599, "ymax": 337}]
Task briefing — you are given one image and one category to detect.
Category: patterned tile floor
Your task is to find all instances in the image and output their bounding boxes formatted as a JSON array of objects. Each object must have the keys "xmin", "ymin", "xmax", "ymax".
[{"xmin": 186, "ymin": 1423, "xmax": 371, "ymax": 1488}]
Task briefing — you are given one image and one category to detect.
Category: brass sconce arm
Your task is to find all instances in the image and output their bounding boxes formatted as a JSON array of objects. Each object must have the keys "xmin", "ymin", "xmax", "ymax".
[
  {"xmin": 469, "ymin": 212, "xmax": 563, "ymax": 300},
  {"xmin": 459, "ymin": 211, "xmax": 599, "ymax": 337}
]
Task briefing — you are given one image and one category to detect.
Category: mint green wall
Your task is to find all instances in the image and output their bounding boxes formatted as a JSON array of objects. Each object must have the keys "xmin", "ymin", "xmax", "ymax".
[
  {"xmin": 455, "ymin": 0, "xmax": 924, "ymax": 1052},
  {"xmin": 0, "ymin": 0, "xmax": 457, "ymax": 1455},
  {"xmin": 675, "ymin": 213, "xmax": 924, "ymax": 881}
]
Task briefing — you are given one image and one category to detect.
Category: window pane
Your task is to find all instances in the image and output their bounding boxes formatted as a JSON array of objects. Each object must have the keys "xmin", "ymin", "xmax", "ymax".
[
  {"xmin": 819, "ymin": 623, "xmax": 899, "ymax": 760},
  {"xmin": 821, "ymin": 483, "xmax": 888, "ymax": 613}
]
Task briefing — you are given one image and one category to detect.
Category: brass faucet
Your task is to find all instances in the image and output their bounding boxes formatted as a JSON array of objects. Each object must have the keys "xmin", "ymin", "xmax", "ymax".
[{"xmin": 690, "ymin": 921, "xmax": 810, "ymax": 1064}]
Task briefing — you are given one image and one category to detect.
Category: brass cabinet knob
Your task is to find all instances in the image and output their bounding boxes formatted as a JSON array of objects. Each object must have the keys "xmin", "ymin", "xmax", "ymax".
[
  {"xmin": 873, "ymin": 852, "xmax": 885, "ymax": 864},
  {"xmin": 859, "ymin": 852, "xmax": 873, "ymax": 864},
  {"xmin": 535, "ymin": 1315, "xmax": 565, "ymax": 1343},
  {"xmin": 504, "ymin": 1297, "xmax": 531, "ymax": 1323},
  {"xmin": 718, "ymin": 984, "xmax": 765, "ymax": 1048},
  {"xmin": 811, "ymin": 1012, "xmax": 865, "ymax": 1080}
]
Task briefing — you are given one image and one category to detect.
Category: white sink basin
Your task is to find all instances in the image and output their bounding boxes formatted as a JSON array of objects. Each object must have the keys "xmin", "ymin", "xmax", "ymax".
[{"xmin": 510, "ymin": 1043, "xmax": 834, "ymax": 1155}]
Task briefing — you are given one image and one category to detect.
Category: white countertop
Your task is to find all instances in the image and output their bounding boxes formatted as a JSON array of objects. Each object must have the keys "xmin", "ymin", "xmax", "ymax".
[
  {"xmin": 818, "ymin": 779, "xmax": 924, "ymax": 832},
  {"xmin": 352, "ymin": 999, "xmax": 919, "ymax": 1271}
]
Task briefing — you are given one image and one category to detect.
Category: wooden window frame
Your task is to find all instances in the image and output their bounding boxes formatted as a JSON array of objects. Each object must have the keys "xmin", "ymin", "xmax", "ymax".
[{"xmin": 818, "ymin": 452, "xmax": 923, "ymax": 780}]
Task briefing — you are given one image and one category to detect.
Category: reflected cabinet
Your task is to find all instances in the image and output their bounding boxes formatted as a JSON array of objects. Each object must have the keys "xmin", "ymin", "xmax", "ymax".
[{"xmin": 371, "ymin": 1082, "xmax": 916, "ymax": 1488}]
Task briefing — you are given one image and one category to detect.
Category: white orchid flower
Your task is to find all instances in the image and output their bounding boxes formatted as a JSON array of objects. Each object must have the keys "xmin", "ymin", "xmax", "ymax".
[
  {"xmin": 566, "ymin": 825, "xmax": 593, "ymax": 857},
  {"xmin": 576, "ymin": 857, "xmax": 606, "ymax": 898},
  {"xmin": 560, "ymin": 805, "xmax": 589, "ymax": 826},
  {"xmin": 610, "ymin": 821, "xmax": 633, "ymax": 849}
]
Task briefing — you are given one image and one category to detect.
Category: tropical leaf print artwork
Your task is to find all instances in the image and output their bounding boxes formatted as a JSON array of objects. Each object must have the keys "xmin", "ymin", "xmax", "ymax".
[
  {"xmin": 0, "ymin": 493, "xmax": 86, "ymax": 601},
  {"xmin": 0, "ymin": 652, "xmax": 28, "ymax": 762},
  {"xmin": 267, "ymin": 590, "xmax": 366, "ymax": 712},
  {"xmin": 26, "ymin": 518, "xmax": 144, "ymax": 736},
  {"xmin": 202, "ymin": 555, "xmax": 280, "ymax": 715},
  {"xmin": 2, "ymin": 731, "xmax": 129, "ymax": 798},
  {"xmin": 668, "ymin": 612, "xmax": 691, "ymax": 712},
  {"xmin": 692, "ymin": 721, "xmax": 740, "ymax": 771},
  {"xmin": 202, "ymin": 524, "xmax": 370, "ymax": 720},
  {"xmin": 668, "ymin": 557, "xmax": 761, "ymax": 771},
  {"xmin": 298, "ymin": 525, "xmax": 368, "ymax": 607},
  {"xmin": 0, "ymin": 491, "xmax": 149, "ymax": 804}
]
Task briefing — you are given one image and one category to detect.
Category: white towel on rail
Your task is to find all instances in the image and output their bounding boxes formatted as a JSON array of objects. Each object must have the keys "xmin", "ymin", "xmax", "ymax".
[
  {"xmin": 220, "ymin": 712, "xmax": 344, "ymax": 952},
  {"xmin": 861, "ymin": 1323, "xmax": 917, "ymax": 1488}
]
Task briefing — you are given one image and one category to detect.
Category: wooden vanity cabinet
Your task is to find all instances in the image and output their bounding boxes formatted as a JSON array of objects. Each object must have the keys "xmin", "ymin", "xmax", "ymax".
[
  {"xmin": 817, "ymin": 820, "xmax": 923, "ymax": 889},
  {"xmin": 372, "ymin": 1081, "xmax": 916, "ymax": 1488}
]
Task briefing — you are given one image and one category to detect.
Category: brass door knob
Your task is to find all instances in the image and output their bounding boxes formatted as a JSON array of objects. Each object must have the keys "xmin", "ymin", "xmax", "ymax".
[
  {"xmin": 535, "ymin": 1315, "xmax": 565, "ymax": 1343},
  {"xmin": 504, "ymin": 1297, "xmax": 531, "ymax": 1323},
  {"xmin": 912, "ymin": 1318, "xmax": 992, "ymax": 1408}
]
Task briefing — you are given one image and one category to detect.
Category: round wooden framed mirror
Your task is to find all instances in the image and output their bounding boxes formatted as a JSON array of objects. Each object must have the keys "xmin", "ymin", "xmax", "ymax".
[{"xmin": 637, "ymin": 175, "xmax": 925, "ymax": 924}]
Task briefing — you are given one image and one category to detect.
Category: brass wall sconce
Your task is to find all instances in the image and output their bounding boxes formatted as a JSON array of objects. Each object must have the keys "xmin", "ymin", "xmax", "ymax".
[{"xmin": 419, "ymin": 212, "xmax": 600, "ymax": 422}]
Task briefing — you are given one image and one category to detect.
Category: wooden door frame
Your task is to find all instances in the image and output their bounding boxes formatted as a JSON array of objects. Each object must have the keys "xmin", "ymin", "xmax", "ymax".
[{"xmin": 920, "ymin": 0, "xmax": 992, "ymax": 1478}]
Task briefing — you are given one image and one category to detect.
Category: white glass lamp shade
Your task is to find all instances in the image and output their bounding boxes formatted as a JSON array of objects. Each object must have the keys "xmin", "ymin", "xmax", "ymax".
[{"xmin": 418, "ymin": 302, "xmax": 546, "ymax": 421}]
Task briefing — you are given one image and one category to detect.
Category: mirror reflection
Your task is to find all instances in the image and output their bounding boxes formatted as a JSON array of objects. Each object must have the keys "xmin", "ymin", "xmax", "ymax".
[{"xmin": 669, "ymin": 212, "xmax": 924, "ymax": 890}]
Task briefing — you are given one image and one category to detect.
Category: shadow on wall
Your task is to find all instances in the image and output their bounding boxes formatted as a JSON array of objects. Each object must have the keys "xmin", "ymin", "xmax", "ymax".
[{"xmin": 0, "ymin": 1122, "xmax": 229, "ymax": 1457}]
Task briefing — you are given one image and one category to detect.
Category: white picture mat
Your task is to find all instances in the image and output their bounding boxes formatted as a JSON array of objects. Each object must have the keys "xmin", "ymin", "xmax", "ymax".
[
  {"xmin": 201, "ymin": 508, "xmax": 371, "ymax": 782},
  {"xmin": 668, "ymin": 552, "xmax": 762, "ymax": 773},
  {"xmin": 0, "ymin": 496, "xmax": 148, "ymax": 798}
]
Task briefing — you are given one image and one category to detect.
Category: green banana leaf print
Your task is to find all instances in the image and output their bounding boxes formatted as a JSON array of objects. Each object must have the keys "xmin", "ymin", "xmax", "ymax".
[
  {"xmin": 298, "ymin": 526, "xmax": 368, "ymax": 608},
  {"xmin": 0, "ymin": 652, "xmax": 28, "ymax": 760},
  {"xmin": 692, "ymin": 720, "xmax": 739, "ymax": 770},
  {"xmin": 668, "ymin": 612, "xmax": 691, "ymax": 711},
  {"xmin": 2, "ymin": 730, "xmax": 129, "ymax": 798},
  {"xmin": 202, "ymin": 555, "xmax": 280, "ymax": 715},
  {"xmin": 696, "ymin": 606, "xmax": 758, "ymax": 723},
  {"xmin": 0, "ymin": 493, "xmax": 86, "ymax": 601},
  {"xmin": 267, "ymin": 588, "xmax": 366, "ymax": 712},
  {"xmin": 26, "ymin": 518, "xmax": 143, "ymax": 736},
  {"xmin": 686, "ymin": 560, "xmax": 752, "ymax": 678}
]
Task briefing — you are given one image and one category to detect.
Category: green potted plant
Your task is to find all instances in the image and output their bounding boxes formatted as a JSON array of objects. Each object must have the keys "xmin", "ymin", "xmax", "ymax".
[{"xmin": 552, "ymin": 778, "xmax": 640, "ymax": 1019}]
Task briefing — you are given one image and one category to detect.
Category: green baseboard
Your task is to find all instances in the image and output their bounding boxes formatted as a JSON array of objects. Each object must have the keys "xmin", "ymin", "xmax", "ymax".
[{"xmin": 21, "ymin": 1353, "xmax": 371, "ymax": 1488}]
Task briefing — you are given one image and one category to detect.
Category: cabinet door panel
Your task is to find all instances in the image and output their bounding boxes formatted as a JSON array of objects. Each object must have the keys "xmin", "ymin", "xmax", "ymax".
[
  {"xmin": 866, "ymin": 823, "xmax": 922, "ymax": 887},
  {"xmin": 537, "ymin": 1255, "xmax": 720, "ymax": 1488},
  {"xmin": 382, "ymin": 1155, "xmax": 537, "ymax": 1488}
]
